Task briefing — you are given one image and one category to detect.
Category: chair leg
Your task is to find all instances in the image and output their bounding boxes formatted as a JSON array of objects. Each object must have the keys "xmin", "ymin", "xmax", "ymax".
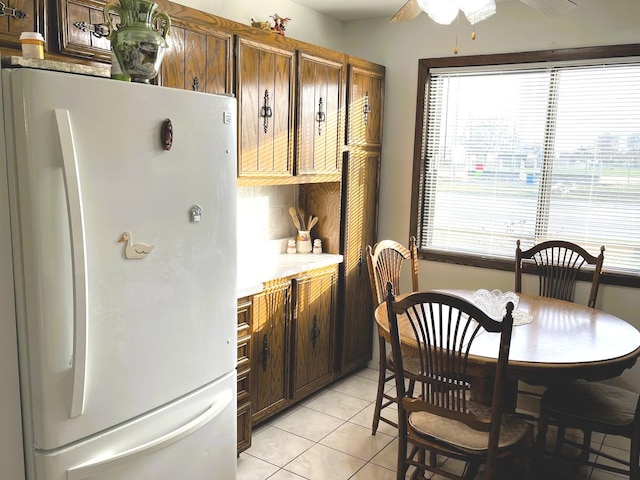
[
  {"xmin": 396, "ymin": 433, "xmax": 409, "ymax": 480},
  {"xmin": 463, "ymin": 462, "xmax": 480, "ymax": 479},
  {"xmin": 566, "ymin": 429, "xmax": 592, "ymax": 478},
  {"xmin": 372, "ymin": 336, "xmax": 389, "ymax": 435},
  {"xmin": 523, "ymin": 429, "xmax": 535, "ymax": 480},
  {"xmin": 630, "ymin": 437, "xmax": 639, "ymax": 480},
  {"xmin": 554, "ymin": 424, "xmax": 567, "ymax": 456},
  {"xmin": 535, "ymin": 411, "xmax": 549, "ymax": 459},
  {"xmin": 578, "ymin": 430, "xmax": 592, "ymax": 465}
]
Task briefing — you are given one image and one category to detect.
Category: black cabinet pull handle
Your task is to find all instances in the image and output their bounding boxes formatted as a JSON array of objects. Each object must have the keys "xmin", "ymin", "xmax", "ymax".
[
  {"xmin": 0, "ymin": 1, "xmax": 27, "ymax": 18},
  {"xmin": 311, "ymin": 315, "xmax": 320, "ymax": 348},
  {"xmin": 73, "ymin": 21, "xmax": 109, "ymax": 38},
  {"xmin": 262, "ymin": 334, "xmax": 271, "ymax": 372},
  {"xmin": 363, "ymin": 91, "xmax": 372, "ymax": 126},
  {"xmin": 316, "ymin": 97, "xmax": 325, "ymax": 136},
  {"xmin": 192, "ymin": 76, "xmax": 199, "ymax": 92},
  {"xmin": 260, "ymin": 90, "xmax": 273, "ymax": 133}
]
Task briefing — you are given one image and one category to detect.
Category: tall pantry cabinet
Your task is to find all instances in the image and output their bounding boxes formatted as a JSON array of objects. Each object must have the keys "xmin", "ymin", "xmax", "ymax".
[{"xmin": 339, "ymin": 59, "xmax": 385, "ymax": 374}]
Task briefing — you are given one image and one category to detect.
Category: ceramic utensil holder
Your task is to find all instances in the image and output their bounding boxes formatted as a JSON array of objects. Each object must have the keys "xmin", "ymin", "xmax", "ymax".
[{"xmin": 296, "ymin": 230, "xmax": 312, "ymax": 253}]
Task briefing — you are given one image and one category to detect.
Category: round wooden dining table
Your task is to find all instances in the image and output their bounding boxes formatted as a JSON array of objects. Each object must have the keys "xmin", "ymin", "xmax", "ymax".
[{"xmin": 374, "ymin": 289, "xmax": 640, "ymax": 410}]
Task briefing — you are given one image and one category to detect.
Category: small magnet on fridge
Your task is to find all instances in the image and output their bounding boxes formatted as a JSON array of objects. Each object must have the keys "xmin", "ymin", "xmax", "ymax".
[
  {"xmin": 190, "ymin": 204, "xmax": 203, "ymax": 222},
  {"xmin": 161, "ymin": 118, "xmax": 173, "ymax": 151}
]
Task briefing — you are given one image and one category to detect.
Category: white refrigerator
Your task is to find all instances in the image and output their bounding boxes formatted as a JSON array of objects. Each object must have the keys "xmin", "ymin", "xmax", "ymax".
[{"xmin": 0, "ymin": 66, "xmax": 238, "ymax": 479}]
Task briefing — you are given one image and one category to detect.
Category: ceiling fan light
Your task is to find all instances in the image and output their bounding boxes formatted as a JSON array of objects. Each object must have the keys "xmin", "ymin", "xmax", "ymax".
[
  {"xmin": 460, "ymin": 0, "xmax": 496, "ymax": 23},
  {"xmin": 464, "ymin": 6, "xmax": 496, "ymax": 24},
  {"xmin": 417, "ymin": 0, "xmax": 460, "ymax": 25}
]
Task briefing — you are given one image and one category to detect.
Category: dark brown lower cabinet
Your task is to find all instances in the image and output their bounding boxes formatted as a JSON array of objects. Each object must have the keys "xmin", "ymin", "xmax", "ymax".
[
  {"xmin": 250, "ymin": 278, "xmax": 291, "ymax": 425},
  {"xmin": 247, "ymin": 265, "xmax": 338, "ymax": 433},
  {"xmin": 291, "ymin": 266, "xmax": 337, "ymax": 401}
]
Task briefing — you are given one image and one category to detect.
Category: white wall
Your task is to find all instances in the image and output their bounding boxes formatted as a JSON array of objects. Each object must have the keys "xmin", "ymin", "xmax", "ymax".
[
  {"xmin": 173, "ymin": 0, "xmax": 346, "ymax": 51},
  {"xmin": 173, "ymin": 0, "xmax": 640, "ymax": 391}
]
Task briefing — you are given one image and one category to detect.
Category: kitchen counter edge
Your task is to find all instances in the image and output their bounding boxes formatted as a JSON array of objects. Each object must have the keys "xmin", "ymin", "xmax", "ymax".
[{"xmin": 237, "ymin": 253, "xmax": 344, "ymax": 299}]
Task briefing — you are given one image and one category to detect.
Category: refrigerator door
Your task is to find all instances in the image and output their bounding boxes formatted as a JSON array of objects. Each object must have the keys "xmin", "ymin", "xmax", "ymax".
[
  {"xmin": 3, "ymin": 68, "xmax": 237, "ymax": 451},
  {"xmin": 0, "ymin": 70, "xmax": 26, "ymax": 479},
  {"xmin": 34, "ymin": 372, "xmax": 237, "ymax": 480}
]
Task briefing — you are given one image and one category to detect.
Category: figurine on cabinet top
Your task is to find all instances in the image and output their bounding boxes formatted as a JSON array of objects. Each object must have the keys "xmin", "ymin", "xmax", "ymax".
[
  {"xmin": 270, "ymin": 14, "xmax": 291, "ymax": 36},
  {"xmin": 250, "ymin": 18, "xmax": 271, "ymax": 31}
]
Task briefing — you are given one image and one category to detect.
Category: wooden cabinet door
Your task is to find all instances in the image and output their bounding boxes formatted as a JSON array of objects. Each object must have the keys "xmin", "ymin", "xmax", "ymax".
[
  {"xmin": 250, "ymin": 278, "xmax": 291, "ymax": 424},
  {"xmin": 291, "ymin": 266, "xmax": 337, "ymax": 400},
  {"xmin": 346, "ymin": 62, "xmax": 385, "ymax": 148},
  {"xmin": 296, "ymin": 51, "xmax": 344, "ymax": 175},
  {"xmin": 55, "ymin": 0, "xmax": 111, "ymax": 62},
  {"xmin": 339, "ymin": 149, "xmax": 380, "ymax": 373},
  {"xmin": 160, "ymin": 23, "xmax": 232, "ymax": 94},
  {"xmin": 236, "ymin": 36, "xmax": 295, "ymax": 178},
  {"xmin": 0, "ymin": 0, "xmax": 42, "ymax": 53}
]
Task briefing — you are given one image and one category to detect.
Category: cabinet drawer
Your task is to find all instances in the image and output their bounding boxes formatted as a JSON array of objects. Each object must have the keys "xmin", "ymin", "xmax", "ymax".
[
  {"xmin": 237, "ymin": 365, "xmax": 250, "ymax": 403},
  {"xmin": 237, "ymin": 328, "xmax": 250, "ymax": 364},
  {"xmin": 236, "ymin": 346, "xmax": 250, "ymax": 370},
  {"xmin": 237, "ymin": 401, "xmax": 252, "ymax": 454},
  {"xmin": 237, "ymin": 297, "xmax": 252, "ymax": 367},
  {"xmin": 237, "ymin": 298, "xmax": 252, "ymax": 326}
]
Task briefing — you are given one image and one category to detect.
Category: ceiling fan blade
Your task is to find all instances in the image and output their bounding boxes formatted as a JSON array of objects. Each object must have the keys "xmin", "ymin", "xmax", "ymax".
[
  {"xmin": 520, "ymin": 0, "xmax": 577, "ymax": 16},
  {"xmin": 390, "ymin": 0, "xmax": 423, "ymax": 23}
]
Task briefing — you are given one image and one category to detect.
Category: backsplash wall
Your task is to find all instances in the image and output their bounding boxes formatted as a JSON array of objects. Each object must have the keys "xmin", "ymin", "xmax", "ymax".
[{"xmin": 237, "ymin": 185, "xmax": 298, "ymax": 255}]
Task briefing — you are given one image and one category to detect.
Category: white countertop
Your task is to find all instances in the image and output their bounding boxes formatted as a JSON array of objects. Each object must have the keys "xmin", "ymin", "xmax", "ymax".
[{"xmin": 237, "ymin": 253, "xmax": 344, "ymax": 298}]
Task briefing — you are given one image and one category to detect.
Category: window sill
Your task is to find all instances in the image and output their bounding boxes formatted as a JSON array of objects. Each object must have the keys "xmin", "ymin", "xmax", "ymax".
[{"xmin": 418, "ymin": 249, "xmax": 640, "ymax": 289}]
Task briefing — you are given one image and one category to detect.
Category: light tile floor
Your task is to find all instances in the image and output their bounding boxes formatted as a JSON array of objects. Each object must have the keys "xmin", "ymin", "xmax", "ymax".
[{"xmin": 237, "ymin": 367, "xmax": 631, "ymax": 480}]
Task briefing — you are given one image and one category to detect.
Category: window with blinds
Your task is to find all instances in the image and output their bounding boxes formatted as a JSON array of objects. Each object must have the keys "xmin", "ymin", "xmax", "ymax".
[{"xmin": 416, "ymin": 53, "xmax": 640, "ymax": 276}]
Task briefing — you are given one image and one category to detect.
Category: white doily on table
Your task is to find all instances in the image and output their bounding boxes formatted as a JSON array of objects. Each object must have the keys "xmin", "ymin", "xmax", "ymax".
[{"xmin": 512, "ymin": 309, "xmax": 533, "ymax": 326}]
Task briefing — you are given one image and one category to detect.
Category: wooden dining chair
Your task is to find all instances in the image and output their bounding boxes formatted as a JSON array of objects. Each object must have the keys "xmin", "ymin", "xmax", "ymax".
[
  {"xmin": 366, "ymin": 236, "xmax": 419, "ymax": 435},
  {"xmin": 536, "ymin": 379, "xmax": 640, "ymax": 479},
  {"xmin": 515, "ymin": 239, "xmax": 605, "ymax": 308},
  {"xmin": 385, "ymin": 286, "xmax": 534, "ymax": 480},
  {"xmin": 514, "ymin": 239, "xmax": 606, "ymax": 416}
]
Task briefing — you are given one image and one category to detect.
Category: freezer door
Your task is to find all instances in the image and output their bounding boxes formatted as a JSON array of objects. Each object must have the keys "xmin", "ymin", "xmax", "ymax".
[
  {"xmin": 34, "ymin": 372, "xmax": 237, "ymax": 480},
  {"xmin": 3, "ymin": 68, "xmax": 237, "ymax": 451}
]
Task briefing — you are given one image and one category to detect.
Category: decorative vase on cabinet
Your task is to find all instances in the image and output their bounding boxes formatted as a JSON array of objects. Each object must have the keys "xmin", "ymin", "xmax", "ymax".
[{"xmin": 104, "ymin": 0, "xmax": 171, "ymax": 83}]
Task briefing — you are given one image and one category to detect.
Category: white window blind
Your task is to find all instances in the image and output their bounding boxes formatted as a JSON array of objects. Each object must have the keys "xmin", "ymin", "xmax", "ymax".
[{"xmin": 419, "ymin": 62, "xmax": 640, "ymax": 275}]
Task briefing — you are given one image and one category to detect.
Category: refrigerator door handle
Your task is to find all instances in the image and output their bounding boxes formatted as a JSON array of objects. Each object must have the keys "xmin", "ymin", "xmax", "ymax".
[
  {"xmin": 54, "ymin": 109, "xmax": 88, "ymax": 419},
  {"xmin": 65, "ymin": 388, "xmax": 233, "ymax": 480}
]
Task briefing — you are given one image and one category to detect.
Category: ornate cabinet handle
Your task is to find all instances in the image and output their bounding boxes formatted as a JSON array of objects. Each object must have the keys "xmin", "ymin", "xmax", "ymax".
[
  {"xmin": 260, "ymin": 90, "xmax": 273, "ymax": 133},
  {"xmin": 0, "ymin": 1, "xmax": 27, "ymax": 18},
  {"xmin": 358, "ymin": 246, "xmax": 365, "ymax": 271},
  {"xmin": 262, "ymin": 334, "xmax": 271, "ymax": 372},
  {"xmin": 315, "ymin": 97, "xmax": 325, "ymax": 136},
  {"xmin": 311, "ymin": 315, "xmax": 320, "ymax": 348},
  {"xmin": 192, "ymin": 76, "xmax": 199, "ymax": 92},
  {"xmin": 363, "ymin": 91, "xmax": 372, "ymax": 126},
  {"xmin": 73, "ymin": 21, "xmax": 110, "ymax": 38}
]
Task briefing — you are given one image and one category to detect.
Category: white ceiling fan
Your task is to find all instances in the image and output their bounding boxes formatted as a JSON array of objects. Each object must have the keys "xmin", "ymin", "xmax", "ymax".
[{"xmin": 391, "ymin": 0, "xmax": 577, "ymax": 24}]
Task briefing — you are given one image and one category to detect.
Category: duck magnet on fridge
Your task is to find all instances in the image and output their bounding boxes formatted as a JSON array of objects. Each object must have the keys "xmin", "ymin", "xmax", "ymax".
[{"xmin": 119, "ymin": 232, "xmax": 154, "ymax": 259}]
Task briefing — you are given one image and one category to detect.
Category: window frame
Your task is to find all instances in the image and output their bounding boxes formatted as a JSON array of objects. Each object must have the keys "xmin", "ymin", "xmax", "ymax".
[{"xmin": 409, "ymin": 43, "xmax": 640, "ymax": 289}]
